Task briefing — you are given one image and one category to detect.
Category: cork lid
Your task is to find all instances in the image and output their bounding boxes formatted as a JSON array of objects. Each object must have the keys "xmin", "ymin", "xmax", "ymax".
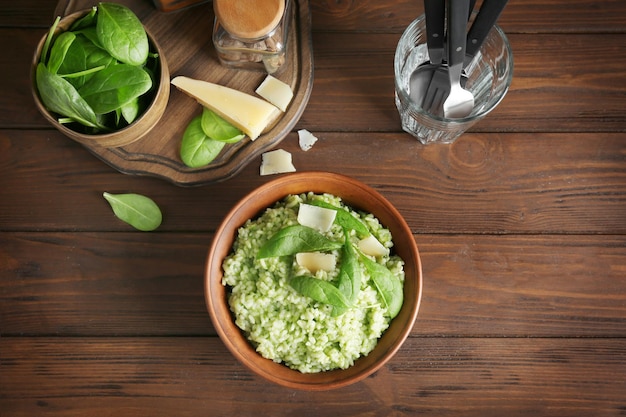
[{"xmin": 214, "ymin": 0, "xmax": 285, "ymax": 40}]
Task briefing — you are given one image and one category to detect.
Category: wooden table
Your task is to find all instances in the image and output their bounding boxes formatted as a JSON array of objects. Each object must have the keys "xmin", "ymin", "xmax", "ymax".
[{"xmin": 2, "ymin": 0, "xmax": 625, "ymax": 415}]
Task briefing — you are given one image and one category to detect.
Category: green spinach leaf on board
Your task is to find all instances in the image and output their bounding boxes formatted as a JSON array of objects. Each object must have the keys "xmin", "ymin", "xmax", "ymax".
[
  {"xmin": 180, "ymin": 115, "xmax": 226, "ymax": 168},
  {"xmin": 257, "ymin": 225, "xmax": 344, "ymax": 259},
  {"xmin": 103, "ymin": 192, "xmax": 162, "ymax": 231},
  {"xmin": 200, "ymin": 108, "xmax": 245, "ymax": 143}
]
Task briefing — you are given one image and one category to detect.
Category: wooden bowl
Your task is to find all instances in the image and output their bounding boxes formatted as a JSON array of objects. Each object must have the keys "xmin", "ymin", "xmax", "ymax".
[
  {"xmin": 205, "ymin": 172, "xmax": 422, "ymax": 390},
  {"xmin": 31, "ymin": 9, "xmax": 169, "ymax": 148}
]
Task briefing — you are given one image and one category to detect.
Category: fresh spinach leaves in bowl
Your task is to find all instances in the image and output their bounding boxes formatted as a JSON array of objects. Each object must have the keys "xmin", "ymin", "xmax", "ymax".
[{"xmin": 35, "ymin": 3, "xmax": 159, "ymax": 135}]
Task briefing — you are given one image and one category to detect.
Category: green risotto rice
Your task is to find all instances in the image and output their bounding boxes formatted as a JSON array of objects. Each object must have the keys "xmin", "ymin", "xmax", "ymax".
[{"xmin": 222, "ymin": 192, "xmax": 405, "ymax": 373}]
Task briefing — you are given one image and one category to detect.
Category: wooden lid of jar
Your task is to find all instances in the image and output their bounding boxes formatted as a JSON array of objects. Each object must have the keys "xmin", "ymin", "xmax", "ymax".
[{"xmin": 214, "ymin": 0, "xmax": 285, "ymax": 40}]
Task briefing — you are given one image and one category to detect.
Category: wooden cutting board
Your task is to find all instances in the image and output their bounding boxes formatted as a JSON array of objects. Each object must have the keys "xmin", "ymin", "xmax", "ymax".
[{"xmin": 53, "ymin": 0, "xmax": 313, "ymax": 186}]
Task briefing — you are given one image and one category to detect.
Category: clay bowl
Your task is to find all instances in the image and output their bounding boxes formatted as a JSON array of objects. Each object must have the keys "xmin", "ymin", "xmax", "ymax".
[
  {"xmin": 205, "ymin": 172, "xmax": 423, "ymax": 390},
  {"xmin": 31, "ymin": 8, "xmax": 169, "ymax": 148}
]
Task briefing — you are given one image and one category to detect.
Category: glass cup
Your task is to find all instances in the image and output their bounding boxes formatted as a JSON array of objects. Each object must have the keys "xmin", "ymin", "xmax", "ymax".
[{"xmin": 394, "ymin": 14, "xmax": 514, "ymax": 145}]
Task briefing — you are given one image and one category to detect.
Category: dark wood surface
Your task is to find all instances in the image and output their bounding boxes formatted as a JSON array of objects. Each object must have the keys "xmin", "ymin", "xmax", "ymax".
[{"xmin": 1, "ymin": 0, "xmax": 625, "ymax": 415}]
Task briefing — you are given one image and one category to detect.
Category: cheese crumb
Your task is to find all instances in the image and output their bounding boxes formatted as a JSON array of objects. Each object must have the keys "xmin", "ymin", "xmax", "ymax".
[
  {"xmin": 298, "ymin": 129, "xmax": 318, "ymax": 151},
  {"xmin": 260, "ymin": 149, "xmax": 296, "ymax": 176}
]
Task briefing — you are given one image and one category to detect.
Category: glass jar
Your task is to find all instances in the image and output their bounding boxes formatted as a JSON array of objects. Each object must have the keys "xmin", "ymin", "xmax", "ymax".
[{"xmin": 212, "ymin": 0, "xmax": 293, "ymax": 74}]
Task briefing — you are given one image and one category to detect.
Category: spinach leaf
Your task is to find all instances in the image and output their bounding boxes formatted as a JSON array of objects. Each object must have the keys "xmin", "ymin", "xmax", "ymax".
[
  {"xmin": 257, "ymin": 225, "xmax": 343, "ymax": 259},
  {"xmin": 121, "ymin": 98, "xmax": 140, "ymax": 124},
  {"xmin": 309, "ymin": 200, "xmax": 371, "ymax": 237},
  {"xmin": 200, "ymin": 108, "xmax": 245, "ymax": 143},
  {"xmin": 359, "ymin": 253, "xmax": 403, "ymax": 319},
  {"xmin": 103, "ymin": 192, "xmax": 162, "ymax": 231},
  {"xmin": 69, "ymin": 6, "xmax": 97, "ymax": 30},
  {"xmin": 331, "ymin": 237, "xmax": 362, "ymax": 316},
  {"xmin": 47, "ymin": 31, "xmax": 76, "ymax": 74},
  {"xmin": 75, "ymin": 26, "xmax": 104, "ymax": 49},
  {"xmin": 59, "ymin": 34, "xmax": 115, "ymax": 88},
  {"xmin": 97, "ymin": 2, "xmax": 149, "ymax": 66},
  {"xmin": 180, "ymin": 115, "xmax": 226, "ymax": 168},
  {"xmin": 289, "ymin": 276, "xmax": 352, "ymax": 310},
  {"xmin": 78, "ymin": 64, "xmax": 152, "ymax": 114},
  {"xmin": 40, "ymin": 16, "xmax": 60, "ymax": 64},
  {"xmin": 36, "ymin": 63, "xmax": 103, "ymax": 129}
]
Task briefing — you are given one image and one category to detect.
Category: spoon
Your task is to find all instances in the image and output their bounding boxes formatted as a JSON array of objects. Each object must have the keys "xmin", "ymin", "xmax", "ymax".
[
  {"xmin": 442, "ymin": 0, "xmax": 474, "ymax": 118},
  {"xmin": 408, "ymin": 0, "xmax": 445, "ymax": 105}
]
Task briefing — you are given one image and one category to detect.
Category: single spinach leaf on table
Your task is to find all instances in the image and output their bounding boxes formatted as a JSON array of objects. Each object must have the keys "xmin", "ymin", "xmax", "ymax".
[
  {"xmin": 97, "ymin": 2, "xmax": 149, "ymax": 66},
  {"xmin": 200, "ymin": 108, "xmax": 245, "ymax": 143},
  {"xmin": 180, "ymin": 115, "xmax": 226, "ymax": 168},
  {"xmin": 359, "ymin": 252, "xmax": 403, "ymax": 319},
  {"xmin": 36, "ymin": 63, "xmax": 103, "ymax": 129},
  {"xmin": 289, "ymin": 276, "xmax": 352, "ymax": 310},
  {"xmin": 78, "ymin": 64, "xmax": 152, "ymax": 114},
  {"xmin": 103, "ymin": 192, "xmax": 162, "ymax": 231},
  {"xmin": 257, "ymin": 225, "xmax": 344, "ymax": 259}
]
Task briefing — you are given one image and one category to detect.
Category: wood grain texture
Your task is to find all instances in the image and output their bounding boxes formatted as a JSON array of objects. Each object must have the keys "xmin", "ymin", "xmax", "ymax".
[
  {"xmin": 6, "ymin": 30, "xmax": 625, "ymax": 134},
  {"xmin": 1, "ymin": 233, "xmax": 624, "ymax": 337},
  {"xmin": 1, "ymin": 337, "xmax": 625, "ymax": 416},
  {"xmin": 1, "ymin": 0, "xmax": 625, "ymax": 412},
  {"xmin": 1, "ymin": 130, "xmax": 624, "ymax": 233}
]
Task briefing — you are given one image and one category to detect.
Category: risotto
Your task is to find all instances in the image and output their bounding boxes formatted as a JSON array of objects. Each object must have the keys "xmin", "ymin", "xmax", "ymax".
[{"xmin": 222, "ymin": 192, "xmax": 405, "ymax": 373}]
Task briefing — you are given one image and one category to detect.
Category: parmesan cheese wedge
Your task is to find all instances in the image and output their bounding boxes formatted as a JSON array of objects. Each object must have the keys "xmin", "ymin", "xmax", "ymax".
[
  {"xmin": 171, "ymin": 76, "xmax": 280, "ymax": 140},
  {"xmin": 260, "ymin": 149, "xmax": 296, "ymax": 176},
  {"xmin": 255, "ymin": 75, "xmax": 293, "ymax": 112},
  {"xmin": 297, "ymin": 203, "xmax": 337, "ymax": 233},
  {"xmin": 296, "ymin": 252, "xmax": 336, "ymax": 273},
  {"xmin": 358, "ymin": 235, "xmax": 389, "ymax": 257}
]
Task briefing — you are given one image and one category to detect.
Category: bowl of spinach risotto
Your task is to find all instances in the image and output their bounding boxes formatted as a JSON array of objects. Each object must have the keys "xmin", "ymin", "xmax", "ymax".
[
  {"xmin": 31, "ymin": 3, "xmax": 169, "ymax": 148},
  {"xmin": 205, "ymin": 172, "xmax": 423, "ymax": 390}
]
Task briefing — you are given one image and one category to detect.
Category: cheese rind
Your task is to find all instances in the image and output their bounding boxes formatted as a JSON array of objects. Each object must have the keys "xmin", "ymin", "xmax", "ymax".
[
  {"xmin": 255, "ymin": 75, "xmax": 293, "ymax": 112},
  {"xmin": 260, "ymin": 149, "xmax": 296, "ymax": 176},
  {"xmin": 171, "ymin": 76, "xmax": 280, "ymax": 140},
  {"xmin": 297, "ymin": 203, "xmax": 337, "ymax": 232}
]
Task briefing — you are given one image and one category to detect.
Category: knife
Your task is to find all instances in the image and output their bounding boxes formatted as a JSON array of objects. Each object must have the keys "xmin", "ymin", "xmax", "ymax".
[
  {"xmin": 423, "ymin": 0, "xmax": 446, "ymax": 65},
  {"xmin": 464, "ymin": 0, "xmax": 509, "ymax": 67}
]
